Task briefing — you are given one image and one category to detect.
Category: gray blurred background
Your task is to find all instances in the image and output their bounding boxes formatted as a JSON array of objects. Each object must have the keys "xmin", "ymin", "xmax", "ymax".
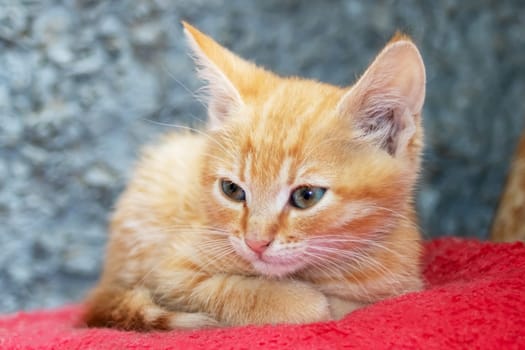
[{"xmin": 0, "ymin": 0, "xmax": 524, "ymax": 313}]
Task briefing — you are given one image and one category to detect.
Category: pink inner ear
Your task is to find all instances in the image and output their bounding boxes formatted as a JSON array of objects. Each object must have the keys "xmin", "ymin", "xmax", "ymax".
[
  {"xmin": 364, "ymin": 40, "xmax": 426, "ymax": 115},
  {"xmin": 357, "ymin": 104, "xmax": 401, "ymax": 155},
  {"xmin": 353, "ymin": 93, "xmax": 415, "ymax": 156},
  {"xmin": 207, "ymin": 85, "xmax": 244, "ymax": 129},
  {"xmin": 337, "ymin": 40, "xmax": 425, "ymax": 156}
]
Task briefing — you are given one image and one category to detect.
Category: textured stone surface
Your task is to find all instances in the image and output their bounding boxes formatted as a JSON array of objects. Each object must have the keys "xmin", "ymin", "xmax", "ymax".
[{"xmin": 0, "ymin": 0, "xmax": 524, "ymax": 312}]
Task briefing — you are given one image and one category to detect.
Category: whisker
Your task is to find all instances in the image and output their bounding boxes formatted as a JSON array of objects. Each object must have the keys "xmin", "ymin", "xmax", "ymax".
[
  {"xmin": 162, "ymin": 64, "xmax": 208, "ymax": 112},
  {"xmin": 142, "ymin": 119, "xmax": 238, "ymax": 160}
]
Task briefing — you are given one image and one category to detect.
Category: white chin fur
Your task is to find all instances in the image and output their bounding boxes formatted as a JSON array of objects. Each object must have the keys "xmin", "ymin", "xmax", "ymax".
[{"xmin": 251, "ymin": 259, "xmax": 306, "ymax": 277}]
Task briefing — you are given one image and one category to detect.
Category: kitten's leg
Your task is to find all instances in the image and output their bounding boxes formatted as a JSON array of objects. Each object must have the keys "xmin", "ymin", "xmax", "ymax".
[
  {"xmin": 327, "ymin": 296, "xmax": 366, "ymax": 320},
  {"xmin": 83, "ymin": 285, "xmax": 218, "ymax": 331},
  {"xmin": 168, "ymin": 274, "xmax": 331, "ymax": 326}
]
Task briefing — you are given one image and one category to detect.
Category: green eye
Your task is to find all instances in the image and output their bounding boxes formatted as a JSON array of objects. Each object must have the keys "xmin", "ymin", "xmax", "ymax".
[
  {"xmin": 220, "ymin": 179, "xmax": 246, "ymax": 202},
  {"xmin": 290, "ymin": 186, "xmax": 326, "ymax": 209}
]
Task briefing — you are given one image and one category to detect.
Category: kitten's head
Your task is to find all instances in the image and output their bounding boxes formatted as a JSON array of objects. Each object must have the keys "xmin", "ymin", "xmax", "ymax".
[{"xmin": 183, "ymin": 23, "xmax": 425, "ymax": 277}]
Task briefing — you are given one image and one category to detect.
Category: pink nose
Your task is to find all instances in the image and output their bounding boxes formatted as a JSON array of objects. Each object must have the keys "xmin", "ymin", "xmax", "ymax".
[{"xmin": 245, "ymin": 239, "xmax": 272, "ymax": 255}]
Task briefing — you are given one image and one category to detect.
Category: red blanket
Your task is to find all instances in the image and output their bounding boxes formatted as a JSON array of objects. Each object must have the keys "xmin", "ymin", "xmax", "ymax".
[{"xmin": 1, "ymin": 238, "xmax": 524, "ymax": 349}]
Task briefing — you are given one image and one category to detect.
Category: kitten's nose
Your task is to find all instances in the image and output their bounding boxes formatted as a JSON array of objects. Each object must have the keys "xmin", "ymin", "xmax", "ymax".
[{"xmin": 245, "ymin": 239, "xmax": 272, "ymax": 255}]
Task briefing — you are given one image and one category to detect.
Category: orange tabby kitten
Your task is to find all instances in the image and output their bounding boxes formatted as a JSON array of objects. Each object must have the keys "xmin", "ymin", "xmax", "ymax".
[{"xmin": 83, "ymin": 22, "xmax": 426, "ymax": 330}]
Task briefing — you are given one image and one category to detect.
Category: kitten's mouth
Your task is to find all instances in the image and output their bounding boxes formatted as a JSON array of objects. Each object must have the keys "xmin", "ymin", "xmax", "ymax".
[{"xmin": 229, "ymin": 237, "xmax": 307, "ymax": 277}]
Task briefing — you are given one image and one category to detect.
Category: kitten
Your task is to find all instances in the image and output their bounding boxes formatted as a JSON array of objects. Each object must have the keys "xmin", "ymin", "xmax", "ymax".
[{"xmin": 83, "ymin": 22, "xmax": 426, "ymax": 331}]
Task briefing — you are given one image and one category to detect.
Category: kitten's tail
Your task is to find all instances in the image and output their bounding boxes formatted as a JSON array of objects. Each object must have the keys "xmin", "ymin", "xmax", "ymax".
[{"xmin": 82, "ymin": 285, "xmax": 218, "ymax": 331}]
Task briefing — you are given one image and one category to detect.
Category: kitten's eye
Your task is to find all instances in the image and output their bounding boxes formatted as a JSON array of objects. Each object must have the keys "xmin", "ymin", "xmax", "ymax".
[
  {"xmin": 290, "ymin": 186, "xmax": 326, "ymax": 209},
  {"xmin": 220, "ymin": 179, "xmax": 246, "ymax": 202}
]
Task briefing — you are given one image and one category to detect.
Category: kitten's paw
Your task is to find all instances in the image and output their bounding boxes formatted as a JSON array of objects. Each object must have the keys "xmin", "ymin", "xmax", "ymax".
[
  {"xmin": 327, "ymin": 296, "xmax": 365, "ymax": 320},
  {"xmin": 139, "ymin": 306, "xmax": 220, "ymax": 330},
  {"xmin": 291, "ymin": 286, "xmax": 332, "ymax": 323},
  {"xmin": 164, "ymin": 311, "xmax": 220, "ymax": 329},
  {"xmin": 255, "ymin": 281, "xmax": 331, "ymax": 325},
  {"xmin": 83, "ymin": 286, "xmax": 220, "ymax": 331}
]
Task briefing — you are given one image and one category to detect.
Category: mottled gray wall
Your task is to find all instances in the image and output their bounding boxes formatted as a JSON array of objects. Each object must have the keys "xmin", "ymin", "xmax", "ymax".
[{"xmin": 0, "ymin": 0, "xmax": 524, "ymax": 313}]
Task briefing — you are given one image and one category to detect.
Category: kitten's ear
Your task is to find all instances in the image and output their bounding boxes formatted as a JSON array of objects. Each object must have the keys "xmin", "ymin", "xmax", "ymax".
[
  {"xmin": 337, "ymin": 35, "xmax": 426, "ymax": 157},
  {"xmin": 182, "ymin": 22, "xmax": 248, "ymax": 130}
]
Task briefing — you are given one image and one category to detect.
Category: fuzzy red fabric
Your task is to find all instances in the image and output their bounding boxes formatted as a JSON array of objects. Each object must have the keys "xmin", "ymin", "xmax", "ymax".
[{"xmin": 1, "ymin": 238, "xmax": 524, "ymax": 349}]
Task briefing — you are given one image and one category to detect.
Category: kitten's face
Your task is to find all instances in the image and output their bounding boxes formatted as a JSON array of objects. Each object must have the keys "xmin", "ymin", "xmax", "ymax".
[
  {"xmin": 201, "ymin": 82, "xmax": 416, "ymax": 277},
  {"xmin": 185, "ymin": 23, "xmax": 425, "ymax": 277}
]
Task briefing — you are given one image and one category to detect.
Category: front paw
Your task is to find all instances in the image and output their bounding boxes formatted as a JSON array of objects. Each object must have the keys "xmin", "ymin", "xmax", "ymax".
[
  {"xmin": 192, "ymin": 275, "xmax": 332, "ymax": 327},
  {"xmin": 248, "ymin": 281, "xmax": 331, "ymax": 325},
  {"xmin": 327, "ymin": 296, "xmax": 365, "ymax": 320}
]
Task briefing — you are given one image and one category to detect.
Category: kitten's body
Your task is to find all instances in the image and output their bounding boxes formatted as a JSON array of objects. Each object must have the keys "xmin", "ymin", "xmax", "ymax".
[{"xmin": 84, "ymin": 23, "xmax": 425, "ymax": 330}]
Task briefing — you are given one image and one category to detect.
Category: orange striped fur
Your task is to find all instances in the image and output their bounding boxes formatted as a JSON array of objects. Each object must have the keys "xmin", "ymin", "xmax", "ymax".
[{"xmin": 83, "ymin": 22, "xmax": 426, "ymax": 330}]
